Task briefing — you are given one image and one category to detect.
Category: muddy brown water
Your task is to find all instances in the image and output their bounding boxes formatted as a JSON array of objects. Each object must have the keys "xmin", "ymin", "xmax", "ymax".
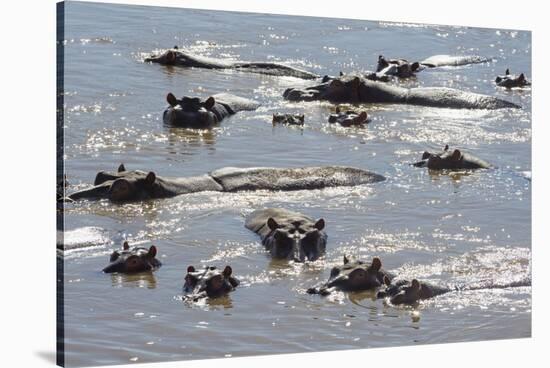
[{"xmin": 59, "ymin": 2, "xmax": 531, "ymax": 366}]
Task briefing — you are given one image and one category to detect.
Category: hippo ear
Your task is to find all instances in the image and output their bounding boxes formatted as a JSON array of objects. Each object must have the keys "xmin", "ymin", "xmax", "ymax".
[
  {"xmin": 343, "ymin": 255, "xmax": 350, "ymax": 264},
  {"xmin": 223, "ymin": 266, "xmax": 232, "ymax": 277},
  {"xmin": 167, "ymin": 93, "xmax": 178, "ymax": 107},
  {"xmin": 173, "ymin": 45, "xmax": 178, "ymax": 49},
  {"xmin": 335, "ymin": 106, "xmax": 341, "ymax": 114},
  {"xmin": 299, "ymin": 114, "xmax": 305, "ymax": 122},
  {"xmin": 187, "ymin": 265, "xmax": 196, "ymax": 273},
  {"xmin": 147, "ymin": 245, "xmax": 157, "ymax": 258},
  {"xmin": 519, "ymin": 73, "xmax": 526, "ymax": 82},
  {"xmin": 451, "ymin": 149, "xmax": 462, "ymax": 161},
  {"xmin": 444, "ymin": 144, "xmax": 449, "ymax": 151},
  {"xmin": 339, "ymin": 71, "xmax": 344, "ymax": 76},
  {"xmin": 118, "ymin": 163, "xmax": 126, "ymax": 173},
  {"xmin": 421, "ymin": 151, "xmax": 431, "ymax": 160},
  {"xmin": 145, "ymin": 172, "xmax": 156, "ymax": 186},
  {"xmin": 411, "ymin": 279, "xmax": 421, "ymax": 290},
  {"xmin": 203, "ymin": 96, "xmax": 216, "ymax": 110},
  {"xmin": 267, "ymin": 217, "xmax": 279, "ymax": 231},
  {"xmin": 411, "ymin": 61, "xmax": 420, "ymax": 71},
  {"xmin": 371, "ymin": 257, "xmax": 382, "ymax": 271},
  {"xmin": 383, "ymin": 275, "xmax": 391, "ymax": 286},
  {"xmin": 123, "ymin": 241, "xmax": 130, "ymax": 250},
  {"xmin": 314, "ymin": 218, "xmax": 325, "ymax": 231},
  {"xmin": 505, "ymin": 68, "xmax": 510, "ymax": 75}
]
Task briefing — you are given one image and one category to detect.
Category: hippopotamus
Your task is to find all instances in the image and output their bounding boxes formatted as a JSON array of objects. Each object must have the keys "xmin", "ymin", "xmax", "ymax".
[
  {"xmin": 419, "ymin": 55, "xmax": 491, "ymax": 68},
  {"xmin": 376, "ymin": 55, "xmax": 421, "ymax": 78},
  {"xmin": 102, "ymin": 241, "xmax": 162, "ymax": 274},
  {"xmin": 307, "ymin": 255, "xmax": 394, "ymax": 295},
  {"xmin": 145, "ymin": 47, "xmax": 319, "ymax": 79},
  {"xmin": 377, "ymin": 276, "xmax": 531, "ymax": 305},
  {"xmin": 328, "ymin": 106, "xmax": 369, "ymax": 127},
  {"xmin": 65, "ymin": 164, "xmax": 385, "ymax": 202},
  {"xmin": 164, "ymin": 92, "xmax": 259, "ymax": 128},
  {"xmin": 272, "ymin": 113, "xmax": 305, "ymax": 126},
  {"xmin": 245, "ymin": 208, "xmax": 327, "ymax": 262},
  {"xmin": 283, "ymin": 74, "xmax": 520, "ymax": 109},
  {"xmin": 183, "ymin": 265, "xmax": 239, "ymax": 301},
  {"xmin": 412, "ymin": 145, "xmax": 491, "ymax": 170},
  {"xmin": 495, "ymin": 69, "xmax": 530, "ymax": 89}
]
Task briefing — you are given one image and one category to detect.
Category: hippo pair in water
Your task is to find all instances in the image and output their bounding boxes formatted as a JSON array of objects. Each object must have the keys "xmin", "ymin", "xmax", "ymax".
[
  {"xmin": 309, "ymin": 255, "xmax": 531, "ymax": 305},
  {"xmin": 413, "ymin": 145, "xmax": 491, "ymax": 170},
  {"xmin": 66, "ymin": 164, "xmax": 385, "ymax": 202},
  {"xmin": 495, "ymin": 69, "xmax": 530, "ymax": 89},
  {"xmin": 284, "ymin": 74, "xmax": 520, "ymax": 109},
  {"xmin": 145, "ymin": 47, "xmax": 319, "ymax": 79}
]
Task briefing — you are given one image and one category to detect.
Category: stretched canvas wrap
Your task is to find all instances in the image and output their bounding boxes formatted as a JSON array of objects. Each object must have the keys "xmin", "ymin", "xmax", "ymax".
[{"xmin": 56, "ymin": 1, "xmax": 532, "ymax": 366}]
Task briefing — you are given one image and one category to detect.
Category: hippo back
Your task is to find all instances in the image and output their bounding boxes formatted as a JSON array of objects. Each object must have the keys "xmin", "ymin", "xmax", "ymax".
[{"xmin": 212, "ymin": 93, "xmax": 260, "ymax": 113}]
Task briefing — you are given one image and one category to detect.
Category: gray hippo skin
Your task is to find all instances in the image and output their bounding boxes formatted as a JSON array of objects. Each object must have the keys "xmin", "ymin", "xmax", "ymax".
[
  {"xmin": 420, "ymin": 55, "xmax": 491, "ymax": 68},
  {"xmin": 245, "ymin": 208, "xmax": 327, "ymax": 262},
  {"xmin": 283, "ymin": 75, "xmax": 520, "ymax": 109},
  {"xmin": 413, "ymin": 145, "xmax": 491, "ymax": 170},
  {"xmin": 183, "ymin": 265, "xmax": 239, "ymax": 301},
  {"xmin": 66, "ymin": 164, "xmax": 385, "ymax": 202},
  {"xmin": 164, "ymin": 92, "xmax": 260, "ymax": 128},
  {"xmin": 145, "ymin": 47, "xmax": 319, "ymax": 79},
  {"xmin": 272, "ymin": 113, "xmax": 305, "ymax": 126},
  {"xmin": 103, "ymin": 241, "xmax": 162, "ymax": 274},
  {"xmin": 377, "ymin": 276, "xmax": 531, "ymax": 305},
  {"xmin": 307, "ymin": 255, "xmax": 395, "ymax": 295},
  {"xmin": 495, "ymin": 69, "xmax": 531, "ymax": 89},
  {"xmin": 328, "ymin": 106, "xmax": 369, "ymax": 127}
]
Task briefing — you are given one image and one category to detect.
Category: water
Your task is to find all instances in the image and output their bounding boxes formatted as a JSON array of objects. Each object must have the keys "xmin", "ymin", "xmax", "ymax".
[{"xmin": 60, "ymin": 2, "xmax": 531, "ymax": 366}]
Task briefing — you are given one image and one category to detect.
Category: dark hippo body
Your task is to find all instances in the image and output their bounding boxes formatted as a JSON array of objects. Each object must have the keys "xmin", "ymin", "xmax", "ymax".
[
  {"xmin": 66, "ymin": 164, "xmax": 385, "ymax": 202},
  {"xmin": 413, "ymin": 145, "xmax": 491, "ymax": 170},
  {"xmin": 183, "ymin": 265, "xmax": 239, "ymax": 301},
  {"xmin": 495, "ymin": 69, "xmax": 530, "ymax": 89},
  {"xmin": 377, "ymin": 277, "xmax": 531, "ymax": 305},
  {"xmin": 145, "ymin": 48, "xmax": 319, "ymax": 79},
  {"xmin": 420, "ymin": 55, "xmax": 491, "ymax": 68},
  {"xmin": 272, "ymin": 113, "xmax": 305, "ymax": 126},
  {"xmin": 328, "ymin": 106, "xmax": 369, "ymax": 127},
  {"xmin": 283, "ymin": 75, "xmax": 520, "ymax": 109},
  {"xmin": 102, "ymin": 241, "xmax": 161, "ymax": 274},
  {"xmin": 245, "ymin": 208, "xmax": 327, "ymax": 262},
  {"xmin": 307, "ymin": 256, "xmax": 395, "ymax": 295},
  {"xmin": 376, "ymin": 55, "xmax": 421, "ymax": 78},
  {"xmin": 164, "ymin": 92, "xmax": 259, "ymax": 128}
]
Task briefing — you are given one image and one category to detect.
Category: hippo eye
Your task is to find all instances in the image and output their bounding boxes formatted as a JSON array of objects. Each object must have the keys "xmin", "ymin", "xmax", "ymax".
[
  {"xmin": 330, "ymin": 267, "xmax": 340, "ymax": 277},
  {"xmin": 109, "ymin": 251, "xmax": 120, "ymax": 262},
  {"xmin": 289, "ymin": 229, "xmax": 296, "ymax": 234},
  {"xmin": 297, "ymin": 228, "xmax": 306, "ymax": 234}
]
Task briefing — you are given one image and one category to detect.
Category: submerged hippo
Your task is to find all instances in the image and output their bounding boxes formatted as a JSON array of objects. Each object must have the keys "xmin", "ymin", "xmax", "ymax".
[
  {"xmin": 145, "ymin": 47, "xmax": 319, "ymax": 79},
  {"xmin": 328, "ymin": 106, "xmax": 369, "ymax": 127},
  {"xmin": 412, "ymin": 145, "xmax": 491, "ymax": 170},
  {"xmin": 377, "ymin": 276, "xmax": 531, "ymax": 305},
  {"xmin": 376, "ymin": 55, "xmax": 421, "ymax": 78},
  {"xmin": 102, "ymin": 241, "xmax": 162, "ymax": 274},
  {"xmin": 420, "ymin": 55, "xmax": 491, "ymax": 68},
  {"xmin": 183, "ymin": 265, "xmax": 239, "ymax": 301},
  {"xmin": 66, "ymin": 164, "xmax": 385, "ymax": 202},
  {"xmin": 283, "ymin": 75, "xmax": 519, "ymax": 109},
  {"xmin": 272, "ymin": 113, "xmax": 305, "ymax": 126},
  {"xmin": 164, "ymin": 92, "xmax": 259, "ymax": 128},
  {"xmin": 245, "ymin": 208, "xmax": 327, "ymax": 262},
  {"xmin": 307, "ymin": 255, "xmax": 394, "ymax": 295},
  {"xmin": 495, "ymin": 69, "xmax": 530, "ymax": 89}
]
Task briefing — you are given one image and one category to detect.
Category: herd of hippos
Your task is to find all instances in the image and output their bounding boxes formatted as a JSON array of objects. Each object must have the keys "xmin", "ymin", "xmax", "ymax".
[{"xmin": 61, "ymin": 46, "xmax": 531, "ymax": 305}]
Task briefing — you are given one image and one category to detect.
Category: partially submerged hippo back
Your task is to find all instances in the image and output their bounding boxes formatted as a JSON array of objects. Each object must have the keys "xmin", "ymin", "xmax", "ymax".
[
  {"xmin": 495, "ymin": 69, "xmax": 530, "ymax": 89},
  {"xmin": 163, "ymin": 92, "xmax": 259, "ymax": 128},
  {"xmin": 413, "ymin": 145, "xmax": 491, "ymax": 170},
  {"xmin": 377, "ymin": 278, "xmax": 447, "ymax": 305},
  {"xmin": 420, "ymin": 55, "xmax": 491, "ymax": 68},
  {"xmin": 183, "ymin": 265, "xmax": 239, "ymax": 301},
  {"xmin": 103, "ymin": 241, "xmax": 162, "ymax": 274},
  {"xmin": 307, "ymin": 256, "xmax": 394, "ymax": 295},
  {"xmin": 328, "ymin": 106, "xmax": 369, "ymax": 127},
  {"xmin": 245, "ymin": 208, "xmax": 327, "ymax": 262}
]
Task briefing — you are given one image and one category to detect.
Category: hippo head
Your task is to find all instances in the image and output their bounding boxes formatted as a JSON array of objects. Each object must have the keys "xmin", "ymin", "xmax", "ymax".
[
  {"xmin": 265, "ymin": 216, "xmax": 326, "ymax": 262},
  {"xmin": 144, "ymin": 46, "xmax": 180, "ymax": 65},
  {"xmin": 413, "ymin": 145, "xmax": 463, "ymax": 170},
  {"xmin": 102, "ymin": 241, "xmax": 161, "ymax": 274},
  {"xmin": 183, "ymin": 265, "xmax": 239, "ymax": 300},
  {"xmin": 272, "ymin": 113, "xmax": 305, "ymax": 126},
  {"xmin": 387, "ymin": 279, "xmax": 423, "ymax": 305},
  {"xmin": 163, "ymin": 93, "xmax": 219, "ymax": 128},
  {"xmin": 328, "ymin": 106, "xmax": 368, "ymax": 127},
  {"xmin": 495, "ymin": 69, "xmax": 530, "ymax": 88},
  {"xmin": 68, "ymin": 164, "xmax": 168, "ymax": 202},
  {"xmin": 323, "ymin": 256, "xmax": 386, "ymax": 292},
  {"xmin": 283, "ymin": 75, "xmax": 363, "ymax": 103}
]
